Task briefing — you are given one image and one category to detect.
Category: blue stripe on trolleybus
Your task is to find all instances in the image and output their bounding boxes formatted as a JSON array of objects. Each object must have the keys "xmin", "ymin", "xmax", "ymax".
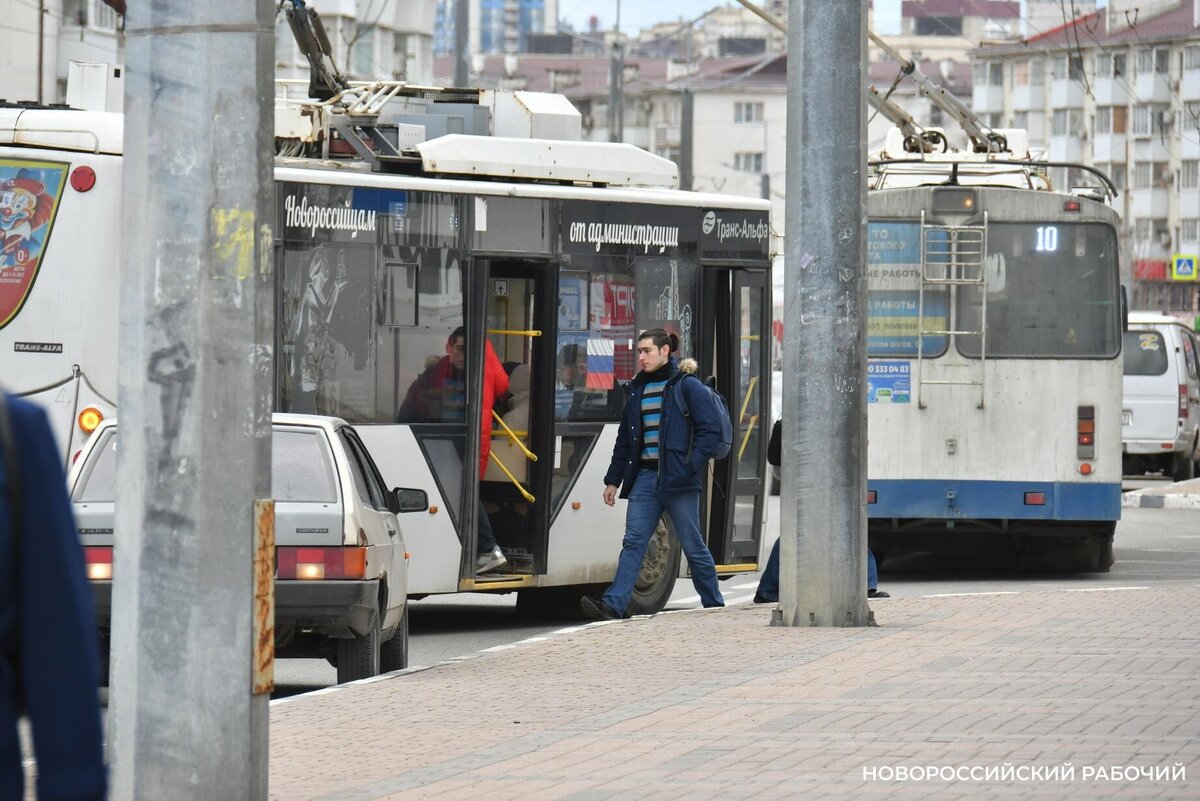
[{"xmin": 867, "ymin": 480, "xmax": 1121, "ymax": 521}]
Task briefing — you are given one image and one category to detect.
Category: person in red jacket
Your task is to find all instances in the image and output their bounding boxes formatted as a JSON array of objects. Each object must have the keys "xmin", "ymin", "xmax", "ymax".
[{"xmin": 476, "ymin": 338, "xmax": 510, "ymax": 572}]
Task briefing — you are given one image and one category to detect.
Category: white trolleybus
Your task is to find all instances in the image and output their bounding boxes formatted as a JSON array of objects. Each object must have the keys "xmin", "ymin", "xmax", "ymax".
[
  {"xmin": 865, "ymin": 128, "xmax": 1124, "ymax": 571},
  {"xmin": 0, "ymin": 67, "xmax": 772, "ymax": 616}
]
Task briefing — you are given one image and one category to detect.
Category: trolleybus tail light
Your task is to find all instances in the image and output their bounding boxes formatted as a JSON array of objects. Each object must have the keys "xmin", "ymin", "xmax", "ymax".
[
  {"xmin": 78, "ymin": 406, "xmax": 104, "ymax": 434},
  {"xmin": 70, "ymin": 165, "xmax": 96, "ymax": 193},
  {"xmin": 1077, "ymin": 405, "xmax": 1095, "ymax": 460},
  {"xmin": 1023, "ymin": 492, "xmax": 1046, "ymax": 506},
  {"xmin": 1179, "ymin": 385, "xmax": 1189, "ymax": 420},
  {"xmin": 84, "ymin": 547, "xmax": 113, "ymax": 581},
  {"xmin": 1063, "ymin": 200, "xmax": 1081, "ymax": 212},
  {"xmin": 866, "ymin": 490, "xmax": 877, "ymax": 504},
  {"xmin": 276, "ymin": 547, "xmax": 367, "ymax": 580},
  {"xmin": 1079, "ymin": 463, "xmax": 1094, "ymax": 475}
]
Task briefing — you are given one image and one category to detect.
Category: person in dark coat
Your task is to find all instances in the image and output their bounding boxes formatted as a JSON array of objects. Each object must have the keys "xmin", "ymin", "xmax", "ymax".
[
  {"xmin": 0, "ymin": 393, "xmax": 107, "ymax": 800},
  {"xmin": 756, "ymin": 418, "xmax": 889, "ymax": 603},
  {"xmin": 581, "ymin": 329, "xmax": 726, "ymax": 619}
]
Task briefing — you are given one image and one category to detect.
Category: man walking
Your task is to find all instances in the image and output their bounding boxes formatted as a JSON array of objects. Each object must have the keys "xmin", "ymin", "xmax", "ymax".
[{"xmin": 582, "ymin": 329, "xmax": 725, "ymax": 620}]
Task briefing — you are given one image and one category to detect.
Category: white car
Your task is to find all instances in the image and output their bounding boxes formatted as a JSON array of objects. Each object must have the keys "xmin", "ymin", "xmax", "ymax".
[
  {"xmin": 1122, "ymin": 312, "xmax": 1200, "ymax": 481},
  {"xmin": 71, "ymin": 414, "xmax": 424, "ymax": 684}
]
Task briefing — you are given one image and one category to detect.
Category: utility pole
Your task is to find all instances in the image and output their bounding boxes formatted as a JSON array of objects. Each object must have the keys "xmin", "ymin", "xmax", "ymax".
[
  {"xmin": 608, "ymin": 0, "xmax": 623, "ymax": 142},
  {"xmin": 779, "ymin": 0, "xmax": 870, "ymax": 626},
  {"xmin": 455, "ymin": 0, "xmax": 469, "ymax": 86},
  {"xmin": 112, "ymin": 0, "xmax": 275, "ymax": 797},
  {"xmin": 680, "ymin": 88, "xmax": 693, "ymax": 190}
]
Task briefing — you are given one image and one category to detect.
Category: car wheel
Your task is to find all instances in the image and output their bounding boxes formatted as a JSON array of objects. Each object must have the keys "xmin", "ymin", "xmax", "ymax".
[
  {"xmin": 336, "ymin": 609, "xmax": 381, "ymax": 684},
  {"xmin": 1171, "ymin": 450, "xmax": 1195, "ymax": 482},
  {"xmin": 627, "ymin": 519, "xmax": 682, "ymax": 616},
  {"xmin": 380, "ymin": 605, "xmax": 409, "ymax": 673}
]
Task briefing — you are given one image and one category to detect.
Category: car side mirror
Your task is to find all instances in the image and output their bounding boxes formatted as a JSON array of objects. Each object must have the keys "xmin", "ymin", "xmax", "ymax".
[{"xmin": 391, "ymin": 488, "xmax": 428, "ymax": 513}]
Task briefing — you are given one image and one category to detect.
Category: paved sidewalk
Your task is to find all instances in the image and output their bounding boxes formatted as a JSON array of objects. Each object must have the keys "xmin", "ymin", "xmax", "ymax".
[
  {"xmin": 1122, "ymin": 477, "xmax": 1200, "ymax": 510},
  {"xmin": 270, "ymin": 587, "xmax": 1200, "ymax": 800}
]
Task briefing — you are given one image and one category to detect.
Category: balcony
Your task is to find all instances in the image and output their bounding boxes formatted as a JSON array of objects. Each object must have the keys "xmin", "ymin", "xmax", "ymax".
[
  {"xmin": 1183, "ymin": 70, "xmax": 1200, "ymax": 100},
  {"xmin": 1092, "ymin": 134, "xmax": 1127, "ymax": 163},
  {"xmin": 1093, "ymin": 77, "xmax": 1130, "ymax": 106},
  {"xmin": 1050, "ymin": 80, "xmax": 1085, "ymax": 108},
  {"xmin": 1183, "ymin": 135, "xmax": 1200, "ymax": 159},
  {"xmin": 1135, "ymin": 72, "xmax": 1173, "ymax": 104},
  {"xmin": 1048, "ymin": 135, "xmax": 1084, "ymax": 163},
  {"xmin": 1130, "ymin": 187, "xmax": 1170, "ymax": 219},
  {"xmin": 1012, "ymin": 84, "xmax": 1044, "ymax": 111},
  {"xmin": 972, "ymin": 85, "xmax": 1005, "ymax": 115}
]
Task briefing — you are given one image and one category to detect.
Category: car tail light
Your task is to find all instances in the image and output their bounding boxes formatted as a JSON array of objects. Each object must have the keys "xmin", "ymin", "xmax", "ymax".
[
  {"xmin": 276, "ymin": 547, "xmax": 367, "ymax": 580},
  {"xmin": 1024, "ymin": 492, "xmax": 1046, "ymax": 506},
  {"xmin": 866, "ymin": 490, "xmax": 877, "ymax": 504},
  {"xmin": 1179, "ymin": 385, "xmax": 1189, "ymax": 421},
  {"xmin": 84, "ymin": 547, "xmax": 113, "ymax": 580}
]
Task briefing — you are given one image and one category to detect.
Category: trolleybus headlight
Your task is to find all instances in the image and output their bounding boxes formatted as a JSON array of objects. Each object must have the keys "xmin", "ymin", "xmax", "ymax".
[{"xmin": 78, "ymin": 407, "xmax": 104, "ymax": 434}]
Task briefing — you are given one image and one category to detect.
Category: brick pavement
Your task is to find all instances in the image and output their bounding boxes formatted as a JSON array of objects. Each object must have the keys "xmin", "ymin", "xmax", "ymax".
[{"xmin": 269, "ymin": 588, "xmax": 1200, "ymax": 800}]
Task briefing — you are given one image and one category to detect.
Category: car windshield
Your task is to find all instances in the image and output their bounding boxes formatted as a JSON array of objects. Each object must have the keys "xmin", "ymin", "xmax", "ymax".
[
  {"xmin": 1123, "ymin": 330, "xmax": 1169, "ymax": 376},
  {"xmin": 73, "ymin": 426, "xmax": 339, "ymax": 504}
]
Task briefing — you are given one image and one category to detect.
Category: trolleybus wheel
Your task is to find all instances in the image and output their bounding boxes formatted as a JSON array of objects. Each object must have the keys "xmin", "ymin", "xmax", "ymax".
[
  {"xmin": 627, "ymin": 519, "xmax": 682, "ymax": 616},
  {"xmin": 336, "ymin": 608, "xmax": 381, "ymax": 684}
]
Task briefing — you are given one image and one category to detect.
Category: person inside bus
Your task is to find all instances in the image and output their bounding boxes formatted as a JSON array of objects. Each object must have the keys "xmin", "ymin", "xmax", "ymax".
[
  {"xmin": 581, "ymin": 329, "xmax": 725, "ymax": 620},
  {"xmin": 754, "ymin": 418, "xmax": 889, "ymax": 603},
  {"xmin": 398, "ymin": 327, "xmax": 511, "ymax": 572}
]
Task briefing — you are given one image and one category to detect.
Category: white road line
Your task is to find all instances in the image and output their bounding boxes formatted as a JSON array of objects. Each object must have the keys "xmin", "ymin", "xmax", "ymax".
[
  {"xmin": 924, "ymin": 591, "xmax": 1020, "ymax": 598},
  {"xmin": 1064, "ymin": 586, "xmax": 1151, "ymax": 592}
]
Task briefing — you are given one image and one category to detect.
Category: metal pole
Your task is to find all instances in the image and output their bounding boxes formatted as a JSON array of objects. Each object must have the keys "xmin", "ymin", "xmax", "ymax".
[
  {"xmin": 680, "ymin": 88, "xmax": 693, "ymax": 190},
  {"xmin": 777, "ymin": 0, "xmax": 869, "ymax": 627},
  {"xmin": 36, "ymin": 0, "xmax": 44, "ymax": 103},
  {"xmin": 111, "ymin": 0, "xmax": 275, "ymax": 796},
  {"xmin": 608, "ymin": 0, "xmax": 623, "ymax": 142},
  {"xmin": 455, "ymin": 0, "xmax": 469, "ymax": 86}
]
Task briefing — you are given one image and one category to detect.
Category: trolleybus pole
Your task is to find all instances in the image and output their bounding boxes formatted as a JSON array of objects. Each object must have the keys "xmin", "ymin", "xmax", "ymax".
[
  {"xmin": 112, "ymin": 0, "xmax": 275, "ymax": 796},
  {"xmin": 779, "ymin": 0, "xmax": 871, "ymax": 627}
]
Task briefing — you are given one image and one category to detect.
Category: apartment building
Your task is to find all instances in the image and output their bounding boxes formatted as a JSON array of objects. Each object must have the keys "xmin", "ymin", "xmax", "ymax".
[{"xmin": 973, "ymin": 0, "xmax": 1200, "ymax": 316}]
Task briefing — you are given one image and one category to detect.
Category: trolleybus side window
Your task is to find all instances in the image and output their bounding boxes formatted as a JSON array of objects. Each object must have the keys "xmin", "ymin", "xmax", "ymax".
[{"xmin": 956, "ymin": 223, "xmax": 1120, "ymax": 358}]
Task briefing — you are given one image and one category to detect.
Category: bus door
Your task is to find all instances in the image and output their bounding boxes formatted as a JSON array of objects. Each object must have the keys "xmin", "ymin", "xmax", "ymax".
[
  {"xmin": 477, "ymin": 260, "xmax": 557, "ymax": 577},
  {"xmin": 703, "ymin": 268, "xmax": 770, "ymax": 567}
]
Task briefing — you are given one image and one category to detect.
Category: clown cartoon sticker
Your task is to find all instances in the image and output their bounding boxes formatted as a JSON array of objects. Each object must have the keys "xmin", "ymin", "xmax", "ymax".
[{"xmin": 0, "ymin": 159, "xmax": 68, "ymax": 329}]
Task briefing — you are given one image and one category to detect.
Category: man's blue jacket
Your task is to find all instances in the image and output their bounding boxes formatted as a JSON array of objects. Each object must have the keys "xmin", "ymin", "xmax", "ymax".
[
  {"xmin": 0, "ymin": 395, "xmax": 106, "ymax": 800},
  {"xmin": 603, "ymin": 357, "xmax": 725, "ymax": 498}
]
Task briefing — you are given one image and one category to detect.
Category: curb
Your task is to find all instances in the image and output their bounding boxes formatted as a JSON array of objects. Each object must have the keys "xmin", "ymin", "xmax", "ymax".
[{"xmin": 1121, "ymin": 490, "xmax": 1200, "ymax": 510}]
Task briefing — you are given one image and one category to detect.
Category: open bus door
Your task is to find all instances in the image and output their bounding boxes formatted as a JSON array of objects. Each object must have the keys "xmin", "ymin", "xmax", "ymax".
[{"xmin": 703, "ymin": 268, "xmax": 770, "ymax": 569}]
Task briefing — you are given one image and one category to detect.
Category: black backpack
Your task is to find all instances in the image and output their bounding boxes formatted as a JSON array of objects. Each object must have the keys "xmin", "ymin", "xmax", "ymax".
[{"xmin": 673, "ymin": 374, "xmax": 733, "ymax": 460}]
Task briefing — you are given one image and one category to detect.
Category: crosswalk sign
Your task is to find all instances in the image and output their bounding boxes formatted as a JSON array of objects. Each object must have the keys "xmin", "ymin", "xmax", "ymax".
[{"xmin": 1172, "ymin": 254, "xmax": 1197, "ymax": 281}]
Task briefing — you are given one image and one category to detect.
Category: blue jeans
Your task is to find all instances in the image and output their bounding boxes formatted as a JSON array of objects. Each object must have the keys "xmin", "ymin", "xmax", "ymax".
[
  {"xmin": 601, "ymin": 469, "xmax": 724, "ymax": 614},
  {"xmin": 756, "ymin": 539, "xmax": 880, "ymax": 602}
]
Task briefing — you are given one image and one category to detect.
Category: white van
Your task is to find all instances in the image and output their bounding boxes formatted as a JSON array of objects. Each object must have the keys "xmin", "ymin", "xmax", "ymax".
[{"xmin": 1122, "ymin": 312, "xmax": 1200, "ymax": 480}]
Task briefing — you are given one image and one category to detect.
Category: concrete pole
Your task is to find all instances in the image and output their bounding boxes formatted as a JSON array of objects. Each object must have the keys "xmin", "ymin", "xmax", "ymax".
[
  {"xmin": 608, "ymin": 0, "xmax": 623, "ymax": 142},
  {"xmin": 455, "ymin": 0, "xmax": 469, "ymax": 86},
  {"xmin": 777, "ymin": 0, "xmax": 870, "ymax": 627},
  {"xmin": 111, "ymin": 1, "xmax": 275, "ymax": 797},
  {"xmin": 680, "ymin": 88, "xmax": 693, "ymax": 190}
]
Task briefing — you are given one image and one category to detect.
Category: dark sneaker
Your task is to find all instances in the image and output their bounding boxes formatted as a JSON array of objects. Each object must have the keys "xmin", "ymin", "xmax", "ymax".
[
  {"xmin": 753, "ymin": 592, "xmax": 776, "ymax": 604},
  {"xmin": 868, "ymin": 588, "xmax": 890, "ymax": 598},
  {"xmin": 580, "ymin": 596, "xmax": 623, "ymax": 620}
]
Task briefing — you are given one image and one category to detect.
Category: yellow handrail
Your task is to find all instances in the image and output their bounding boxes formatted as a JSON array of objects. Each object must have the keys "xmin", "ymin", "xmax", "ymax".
[
  {"xmin": 738, "ymin": 414, "xmax": 759, "ymax": 462},
  {"xmin": 487, "ymin": 329, "xmax": 542, "ymax": 337},
  {"xmin": 738, "ymin": 374, "xmax": 760, "ymax": 422},
  {"xmin": 488, "ymin": 451, "xmax": 536, "ymax": 503},
  {"xmin": 492, "ymin": 411, "xmax": 537, "ymax": 462}
]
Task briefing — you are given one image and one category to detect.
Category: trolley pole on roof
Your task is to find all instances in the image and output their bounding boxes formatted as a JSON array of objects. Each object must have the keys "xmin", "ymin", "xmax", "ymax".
[
  {"xmin": 454, "ymin": 0, "xmax": 469, "ymax": 86},
  {"xmin": 778, "ymin": 0, "xmax": 871, "ymax": 627},
  {"xmin": 112, "ymin": 1, "xmax": 274, "ymax": 797}
]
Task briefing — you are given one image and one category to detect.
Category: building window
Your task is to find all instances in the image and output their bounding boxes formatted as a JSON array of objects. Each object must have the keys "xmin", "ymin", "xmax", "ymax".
[
  {"xmin": 1183, "ymin": 161, "xmax": 1200, "ymax": 190},
  {"xmin": 1052, "ymin": 109, "xmax": 1082, "ymax": 137},
  {"xmin": 1187, "ymin": 46, "xmax": 1200, "ymax": 72},
  {"xmin": 1135, "ymin": 218, "xmax": 1151, "ymax": 241},
  {"xmin": 1013, "ymin": 110, "xmax": 1028, "ymax": 130},
  {"xmin": 1113, "ymin": 106, "xmax": 1128, "ymax": 134},
  {"xmin": 1156, "ymin": 47, "xmax": 1171, "ymax": 76},
  {"xmin": 1183, "ymin": 219, "xmax": 1200, "ymax": 243},
  {"xmin": 1113, "ymin": 53, "xmax": 1127, "ymax": 78},
  {"xmin": 1052, "ymin": 55, "xmax": 1084, "ymax": 81},
  {"xmin": 1186, "ymin": 102, "xmax": 1200, "ymax": 130},
  {"xmin": 734, "ymin": 102, "xmax": 763, "ymax": 123},
  {"xmin": 1133, "ymin": 105, "xmax": 1152, "ymax": 137},
  {"xmin": 1030, "ymin": 58, "xmax": 1044, "ymax": 84},
  {"xmin": 1109, "ymin": 162, "xmax": 1126, "ymax": 191},
  {"xmin": 1133, "ymin": 161, "xmax": 1169, "ymax": 189},
  {"xmin": 1137, "ymin": 49, "xmax": 1153, "ymax": 75},
  {"xmin": 1015, "ymin": 60, "xmax": 1030, "ymax": 86},
  {"xmin": 1094, "ymin": 54, "xmax": 1110, "ymax": 78},
  {"xmin": 1095, "ymin": 107, "xmax": 1112, "ymax": 135},
  {"xmin": 734, "ymin": 152, "xmax": 763, "ymax": 173}
]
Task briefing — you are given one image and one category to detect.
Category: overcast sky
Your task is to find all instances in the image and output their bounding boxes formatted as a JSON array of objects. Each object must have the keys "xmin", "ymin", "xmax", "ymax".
[{"xmin": 560, "ymin": 0, "xmax": 903, "ymax": 36}]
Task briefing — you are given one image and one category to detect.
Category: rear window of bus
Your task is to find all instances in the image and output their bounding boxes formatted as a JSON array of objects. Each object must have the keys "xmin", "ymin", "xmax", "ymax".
[{"xmin": 1123, "ymin": 331, "xmax": 1168, "ymax": 376}]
